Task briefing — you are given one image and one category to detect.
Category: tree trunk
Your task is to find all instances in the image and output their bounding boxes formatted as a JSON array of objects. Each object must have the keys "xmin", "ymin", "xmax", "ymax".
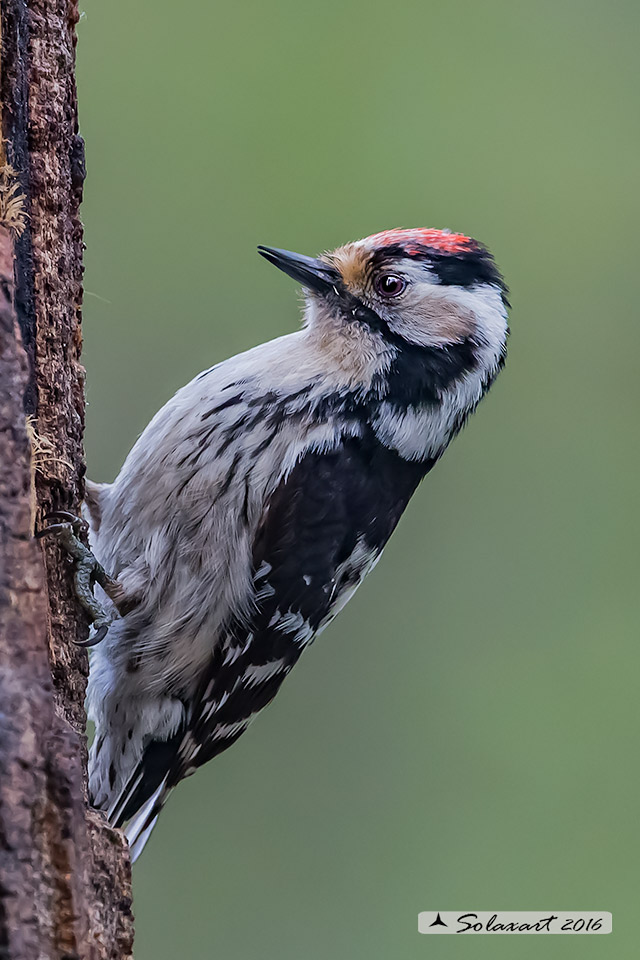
[{"xmin": 0, "ymin": 2, "xmax": 134, "ymax": 957}]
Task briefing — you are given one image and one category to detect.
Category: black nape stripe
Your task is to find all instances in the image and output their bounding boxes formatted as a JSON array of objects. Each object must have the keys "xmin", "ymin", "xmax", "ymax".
[{"xmin": 428, "ymin": 251, "xmax": 509, "ymax": 305}]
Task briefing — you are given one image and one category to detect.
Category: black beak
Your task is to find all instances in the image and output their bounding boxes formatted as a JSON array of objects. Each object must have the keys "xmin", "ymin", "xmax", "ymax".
[{"xmin": 257, "ymin": 245, "xmax": 340, "ymax": 295}]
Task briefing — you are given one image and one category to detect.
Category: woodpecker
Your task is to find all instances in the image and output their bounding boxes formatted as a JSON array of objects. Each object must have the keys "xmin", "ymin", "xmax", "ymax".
[{"xmin": 53, "ymin": 227, "xmax": 509, "ymax": 860}]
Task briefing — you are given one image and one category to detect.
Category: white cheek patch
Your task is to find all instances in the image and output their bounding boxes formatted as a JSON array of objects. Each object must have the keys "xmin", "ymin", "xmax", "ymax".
[
  {"xmin": 382, "ymin": 279, "xmax": 507, "ymax": 349},
  {"xmin": 373, "ymin": 285, "xmax": 508, "ymax": 461}
]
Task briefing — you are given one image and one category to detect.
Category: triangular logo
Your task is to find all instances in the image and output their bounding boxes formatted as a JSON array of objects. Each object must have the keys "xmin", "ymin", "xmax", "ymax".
[{"xmin": 429, "ymin": 913, "xmax": 448, "ymax": 927}]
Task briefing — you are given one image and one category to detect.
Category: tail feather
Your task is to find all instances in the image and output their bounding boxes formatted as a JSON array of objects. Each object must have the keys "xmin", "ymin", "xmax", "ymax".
[
  {"xmin": 108, "ymin": 728, "xmax": 183, "ymax": 827},
  {"xmin": 124, "ymin": 778, "xmax": 170, "ymax": 862},
  {"xmin": 95, "ymin": 726, "xmax": 184, "ymax": 860},
  {"xmin": 106, "ymin": 765, "xmax": 146, "ymax": 827}
]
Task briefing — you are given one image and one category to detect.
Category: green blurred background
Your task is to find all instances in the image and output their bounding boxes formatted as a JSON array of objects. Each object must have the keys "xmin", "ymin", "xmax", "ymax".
[{"xmin": 76, "ymin": 1, "xmax": 639, "ymax": 957}]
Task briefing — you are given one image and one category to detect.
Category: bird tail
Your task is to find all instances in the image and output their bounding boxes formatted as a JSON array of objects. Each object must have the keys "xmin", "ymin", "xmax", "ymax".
[
  {"xmin": 88, "ymin": 669, "xmax": 186, "ymax": 859},
  {"xmin": 98, "ymin": 727, "xmax": 184, "ymax": 861},
  {"xmin": 123, "ymin": 778, "xmax": 171, "ymax": 862}
]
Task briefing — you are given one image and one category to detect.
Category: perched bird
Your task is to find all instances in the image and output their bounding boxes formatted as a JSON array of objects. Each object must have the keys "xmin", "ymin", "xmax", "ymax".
[{"xmin": 72, "ymin": 227, "xmax": 509, "ymax": 859}]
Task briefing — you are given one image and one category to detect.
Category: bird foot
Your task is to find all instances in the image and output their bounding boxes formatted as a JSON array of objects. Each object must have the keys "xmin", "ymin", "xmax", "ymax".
[{"xmin": 36, "ymin": 510, "xmax": 120, "ymax": 646}]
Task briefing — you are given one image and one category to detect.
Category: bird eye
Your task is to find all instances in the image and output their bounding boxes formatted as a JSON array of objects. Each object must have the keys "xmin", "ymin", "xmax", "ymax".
[{"xmin": 374, "ymin": 274, "xmax": 407, "ymax": 297}]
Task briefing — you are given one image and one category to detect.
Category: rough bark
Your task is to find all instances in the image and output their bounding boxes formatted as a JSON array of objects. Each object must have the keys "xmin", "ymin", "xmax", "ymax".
[{"xmin": 0, "ymin": 2, "xmax": 134, "ymax": 957}]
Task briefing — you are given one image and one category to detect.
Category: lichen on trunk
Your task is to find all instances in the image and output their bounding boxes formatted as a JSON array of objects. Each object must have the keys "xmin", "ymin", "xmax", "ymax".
[{"xmin": 0, "ymin": 2, "xmax": 134, "ymax": 957}]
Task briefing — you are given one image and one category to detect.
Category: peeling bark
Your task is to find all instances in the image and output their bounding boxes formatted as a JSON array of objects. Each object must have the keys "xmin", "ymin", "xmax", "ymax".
[{"xmin": 0, "ymin": 3, "xmax": 134, "ymax": 958}]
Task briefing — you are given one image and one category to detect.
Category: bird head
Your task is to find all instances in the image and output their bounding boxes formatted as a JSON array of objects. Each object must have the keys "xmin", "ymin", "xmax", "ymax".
[
  {"xmin": 258, "ymin": 228, "xmax": 509, "ymax": 458},
  {"xmin": 258, "ymin": 227, "xmax": 508, "ymax": 353}
]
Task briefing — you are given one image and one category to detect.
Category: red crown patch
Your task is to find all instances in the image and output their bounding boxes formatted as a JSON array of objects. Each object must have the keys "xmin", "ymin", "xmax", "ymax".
[{"xmin": 366, "ymin": 228, "xmax": 473, "ymax": 256}]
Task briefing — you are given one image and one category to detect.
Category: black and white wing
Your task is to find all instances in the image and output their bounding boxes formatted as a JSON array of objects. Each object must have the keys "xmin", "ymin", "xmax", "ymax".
[{"xmin": 116, "ymin": 434, "xmax": 428, "ymax": 858}]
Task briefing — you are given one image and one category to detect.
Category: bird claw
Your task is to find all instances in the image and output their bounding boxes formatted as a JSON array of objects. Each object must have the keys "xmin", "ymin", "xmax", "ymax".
[
  {"xmin": 73, "ymin": 623, "xmax": 109, "ymax": 648},
  {"xmin": 40, "ymin": 510, "xmax": 89, "ymax": 535},
  {"xmin": 37, "ymin": 510, "xmax": 116, "ymax": 646}
]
